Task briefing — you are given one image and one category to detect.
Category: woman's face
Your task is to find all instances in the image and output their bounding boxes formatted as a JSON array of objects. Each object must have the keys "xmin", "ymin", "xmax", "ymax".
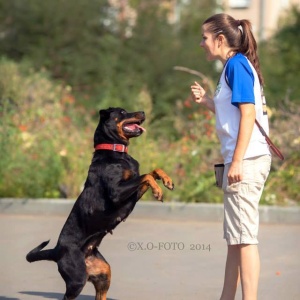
[{"xmin": 200, "ymin": 24, "xmax": 219, "ymax": 61}]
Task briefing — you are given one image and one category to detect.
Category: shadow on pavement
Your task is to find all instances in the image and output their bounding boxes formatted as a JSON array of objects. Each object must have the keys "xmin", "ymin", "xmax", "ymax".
[{"xmin": 18, "ymin": 291, "xmax": 118, "ymax": 300}]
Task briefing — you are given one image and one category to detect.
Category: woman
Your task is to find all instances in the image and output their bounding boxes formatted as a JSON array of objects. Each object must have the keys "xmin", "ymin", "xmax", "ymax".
[{"xmin": 190, "ymin": 14, "xmax": 271, "ymax": 300}]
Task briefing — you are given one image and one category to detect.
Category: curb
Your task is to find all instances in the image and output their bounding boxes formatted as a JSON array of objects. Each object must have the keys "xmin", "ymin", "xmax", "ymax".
[{"xmin": 1, "ymin": 198, "xmax": 299, "ymax": 224}]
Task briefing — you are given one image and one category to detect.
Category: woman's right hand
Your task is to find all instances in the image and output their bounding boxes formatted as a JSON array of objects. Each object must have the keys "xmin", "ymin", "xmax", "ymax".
[{"xmin": 190, "ymin": 81, "xmax": 206, "ymax": 104}]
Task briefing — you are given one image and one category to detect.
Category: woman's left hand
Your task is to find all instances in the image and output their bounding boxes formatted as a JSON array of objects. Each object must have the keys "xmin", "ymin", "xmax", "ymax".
[{"xmin": 227, "ymin": 161, "xmax": 243, "ymax": 185}]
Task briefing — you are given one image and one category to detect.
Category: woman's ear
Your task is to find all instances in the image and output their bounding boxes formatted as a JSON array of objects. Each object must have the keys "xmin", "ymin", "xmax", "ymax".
[{"xmin": 218, "ymin": 34, "xmax": 225, "ymax": 47}]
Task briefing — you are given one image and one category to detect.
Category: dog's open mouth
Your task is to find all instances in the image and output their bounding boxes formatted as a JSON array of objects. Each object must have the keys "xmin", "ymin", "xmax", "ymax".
[{"xmin": 123, "ymin": 122, "xmax": 146, "ymax": 134}]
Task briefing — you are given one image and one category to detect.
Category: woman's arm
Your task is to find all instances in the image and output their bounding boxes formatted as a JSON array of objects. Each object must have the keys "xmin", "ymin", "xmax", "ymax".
[
  {"xmin": 190, "ymin": 81, "xmax": 215, "ymax": 113},
  {"xmin": 228, "ymin": 103, "xmax": 256, "ymax": 184}
]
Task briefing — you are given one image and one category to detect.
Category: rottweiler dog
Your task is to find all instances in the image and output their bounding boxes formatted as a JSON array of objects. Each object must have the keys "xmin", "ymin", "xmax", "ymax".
[{"xmin": 26, "ymin": 107, "xmax": 174, "ymax": 300}]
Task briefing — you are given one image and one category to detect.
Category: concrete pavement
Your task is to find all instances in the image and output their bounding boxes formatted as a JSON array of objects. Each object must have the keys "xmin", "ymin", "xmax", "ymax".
[
  {"xmin": 0, "ymin": 201, "xmax": 299, "ymax": 300},
  {"xmin": 1, "ymin": 198, "xmax": 299, "ymax": 224}
]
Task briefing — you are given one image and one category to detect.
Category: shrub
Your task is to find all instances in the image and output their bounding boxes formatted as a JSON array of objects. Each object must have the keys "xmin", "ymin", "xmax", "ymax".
[
  {"xmin": 0, "ymin": 58, "xmax": 299, "ymax": 205},
  {"xmin": 0, "ymin": 58, "xmax": 93, "ymax": 198},
  {"xmin": 261, "ymin": 102, "xmax": 300, "ymax": 205}
]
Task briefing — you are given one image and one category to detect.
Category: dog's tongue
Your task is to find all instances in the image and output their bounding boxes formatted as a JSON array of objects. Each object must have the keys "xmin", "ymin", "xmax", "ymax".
[
  {"xmin": 125, "ymin": 124, "xmax": 146, "ymax": 132},
  {"xmin": 135, "ymin": 124, "xmax": 146, "ymax": 132}
]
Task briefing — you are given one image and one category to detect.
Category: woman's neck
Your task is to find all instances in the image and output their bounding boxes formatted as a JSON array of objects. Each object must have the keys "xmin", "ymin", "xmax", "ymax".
[{"xmin": 220, "ymin": 49, "xmax": 237, "ymax": 65}]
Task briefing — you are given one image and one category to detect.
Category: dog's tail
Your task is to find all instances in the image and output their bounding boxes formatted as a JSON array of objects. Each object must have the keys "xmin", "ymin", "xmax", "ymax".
[{"xmin": 26, "ymin": 240, "xmax": 57, "ymax": 263}]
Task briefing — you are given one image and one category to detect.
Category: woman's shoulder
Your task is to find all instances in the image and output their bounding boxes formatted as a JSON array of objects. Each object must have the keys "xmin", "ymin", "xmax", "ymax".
[
  {"xmin": 226, "ymin": 53, "xmax": 253, "ymax": 75},
  {"xmin": 227, "ymin": 53, "xmax": 249, "ymax": 67}
]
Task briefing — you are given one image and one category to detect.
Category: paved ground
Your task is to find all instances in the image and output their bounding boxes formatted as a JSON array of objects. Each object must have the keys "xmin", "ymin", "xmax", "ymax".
[{"xmin": 0, "ymin": 213, "xmax": 299, "ymax": 300}]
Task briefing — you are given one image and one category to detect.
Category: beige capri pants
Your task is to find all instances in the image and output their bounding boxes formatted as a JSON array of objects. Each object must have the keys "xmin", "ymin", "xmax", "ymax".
[{"xmin": 222, "ymin": 155, "xmax": 272, "ymax": 245}]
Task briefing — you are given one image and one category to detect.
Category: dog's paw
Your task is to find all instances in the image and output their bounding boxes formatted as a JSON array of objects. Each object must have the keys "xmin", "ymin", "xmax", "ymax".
[
  {"xmin": 151, "ymin": 169, "xmax": 174, "ymax": 191},
  {"xmin": 163, "ymin": 177, "xmax": 174, "ymax": 191},
  {"xmin": 153, "ymin": 187, "xmax": 163, "ymax": 202}
]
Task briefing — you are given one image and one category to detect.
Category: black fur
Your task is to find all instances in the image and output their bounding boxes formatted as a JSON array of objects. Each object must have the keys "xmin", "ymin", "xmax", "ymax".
[{"xmin": 26, "ymin": 107, "xmax": 174, "ymax": 300}]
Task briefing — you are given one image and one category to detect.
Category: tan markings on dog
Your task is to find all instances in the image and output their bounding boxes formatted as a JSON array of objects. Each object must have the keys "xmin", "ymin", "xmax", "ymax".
[
  {"xmin": 117, "ymin": 117, "xmax": 143, "ymax": 141},
  {"xmin": 85, "ymin": 256, "xmax": 111, "ymax": 278},
  {"xmin": 116, "ymin": 121, "xmax": 127, "ymax": 141},
  {"xmin": 150, "ymin": 168, "xmax": 174, "ymax": 190},
  {"xmin": 141, "ymin": 174, "xmax": 163, "ymax": 201},
  {"xmin": 137, "ymin": 184, "xmax": 149, "ymax": 199},
  {"xmin": 123, "ymin": 169, "xmax": 133, "ymax": 180}
]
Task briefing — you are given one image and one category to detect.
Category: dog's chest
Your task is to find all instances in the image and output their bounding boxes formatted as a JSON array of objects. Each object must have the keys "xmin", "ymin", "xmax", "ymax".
[{"xmin": 118, "ymin": 156, "xmax": 140, "ymax": 180}]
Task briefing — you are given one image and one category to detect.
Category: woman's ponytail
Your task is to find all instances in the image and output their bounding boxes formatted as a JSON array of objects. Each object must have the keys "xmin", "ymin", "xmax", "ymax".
[{"xmin": 239, "ymin": 20, "xmax": 264, "ymax": 85}]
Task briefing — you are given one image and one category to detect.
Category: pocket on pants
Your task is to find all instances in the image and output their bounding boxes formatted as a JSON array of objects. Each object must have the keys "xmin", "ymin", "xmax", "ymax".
[
  {"xmin": 224, "ymin": 182, "xmax": 240, "ymax": 194},
  {"xmin": 222, "ymin": 155, "xmax": 271, "ymax": 192}
]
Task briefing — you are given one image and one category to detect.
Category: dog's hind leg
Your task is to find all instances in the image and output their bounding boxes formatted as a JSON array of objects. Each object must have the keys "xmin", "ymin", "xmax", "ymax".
[
  {"xmin": 58, "ymin": 249, "xmax": 87, "ymax": 300},
  {"xmin": 86, "ymin": 251, "xmax": 111, "ymax": 300},
  {"xmin": 90, "ymin": 272, "xmax": 111, "ymax": 300}
]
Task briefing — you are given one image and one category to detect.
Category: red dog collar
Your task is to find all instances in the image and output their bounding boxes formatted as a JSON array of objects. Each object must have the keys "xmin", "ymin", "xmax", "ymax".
[{"xmin": 95, "ymin": 144, "xmax": 128, "ymax": 153}]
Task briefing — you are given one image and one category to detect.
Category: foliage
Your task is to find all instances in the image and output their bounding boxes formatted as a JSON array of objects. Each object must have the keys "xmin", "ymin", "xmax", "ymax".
[
  {"xmin": 0, "ymin": 58, "xmax": 299, "ymax": 204},
  {"xmin": 0, "ymin": 0, "xmax": 216, "ymax": 129},
  {"xmin": 0, "ymin": 59, "xmax": 222, "ymax": 201},
  {"xmin": 260, "ymin": 6, "xmax": 300, "ymax": 106},
  {"xmin": 258, "ymin": 6, "xmax": 300, "ymax": 205},
  {"xmin": 261, "ymin": 102, "xmax": 300, "ymax": 205},
  {"xmin": 130, "ymin": 91, "xmax": 223, "ymax": 203},
  {"xmin": 0, "ymin": 58, "xmax": 94, "ymax": 198},
  {"xmin": 0, "ymin": 2, "xmax": 299, "ymax": 205}
]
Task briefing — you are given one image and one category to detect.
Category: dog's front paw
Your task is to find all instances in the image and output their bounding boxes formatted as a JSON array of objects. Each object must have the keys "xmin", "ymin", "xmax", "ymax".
[
  {"xmin": 151, "ymin": 169, "xmax": 174, "ymax": 191},
  {"xmin": 153, "ymin": 186, "xmax": 163, "ymax": 202},
  {"xmin": 162, "ymin": 177, "xmax": 174, "ymax": 191}
]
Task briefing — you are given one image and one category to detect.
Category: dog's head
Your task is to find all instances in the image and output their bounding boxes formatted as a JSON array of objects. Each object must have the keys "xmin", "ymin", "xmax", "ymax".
[{"xmin": 94, "ymin": 107, "xmax": 146, "ymax": 146}]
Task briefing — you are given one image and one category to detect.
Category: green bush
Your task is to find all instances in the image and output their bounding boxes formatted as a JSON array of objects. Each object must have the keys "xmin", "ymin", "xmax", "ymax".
[
  {"xmin": 0, "ymin": 58, "xmax": 299, "ymax": 205},
  {"xmin": 260, "ymin": 102, "xmax": 300, "ymax": 205},
  {"xmin": 0, "ymin": 58, "xmax": 93, "ymax": 198}
]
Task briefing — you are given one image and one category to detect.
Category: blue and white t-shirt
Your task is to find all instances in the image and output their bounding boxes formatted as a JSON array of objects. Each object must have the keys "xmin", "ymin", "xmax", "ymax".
[{"xmin": 213, "ymin": 53, "xmax": 270, "ymax": 164}]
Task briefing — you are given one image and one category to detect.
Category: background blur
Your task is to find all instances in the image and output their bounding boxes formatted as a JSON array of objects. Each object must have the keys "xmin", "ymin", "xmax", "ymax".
[{"xmin": 0, "ymin": 0, "xmax": 299, "ymax": 205}]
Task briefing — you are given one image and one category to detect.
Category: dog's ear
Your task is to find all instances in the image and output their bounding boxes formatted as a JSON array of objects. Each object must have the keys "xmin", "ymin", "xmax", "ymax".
[{"xmin": 99, "ymin": 108, "xmax": 112, "ymax": 122}]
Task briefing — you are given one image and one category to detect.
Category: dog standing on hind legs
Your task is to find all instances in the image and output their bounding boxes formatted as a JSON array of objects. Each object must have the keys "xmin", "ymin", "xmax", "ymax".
[{"xmin": 26, "ymin": 107, "xmax": 174, "ymax": 300}]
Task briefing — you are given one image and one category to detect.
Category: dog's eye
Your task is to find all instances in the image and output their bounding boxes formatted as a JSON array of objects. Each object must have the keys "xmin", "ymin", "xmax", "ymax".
[{"xmin": 121, "ymin": 110, "xmax": 126, "ymax": 115}]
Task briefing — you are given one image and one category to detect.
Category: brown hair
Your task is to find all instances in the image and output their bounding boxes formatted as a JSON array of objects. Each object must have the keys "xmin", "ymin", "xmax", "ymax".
[{"xmin": 203, "ymin": 13, "xmax": 264, "ymax": 85}]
